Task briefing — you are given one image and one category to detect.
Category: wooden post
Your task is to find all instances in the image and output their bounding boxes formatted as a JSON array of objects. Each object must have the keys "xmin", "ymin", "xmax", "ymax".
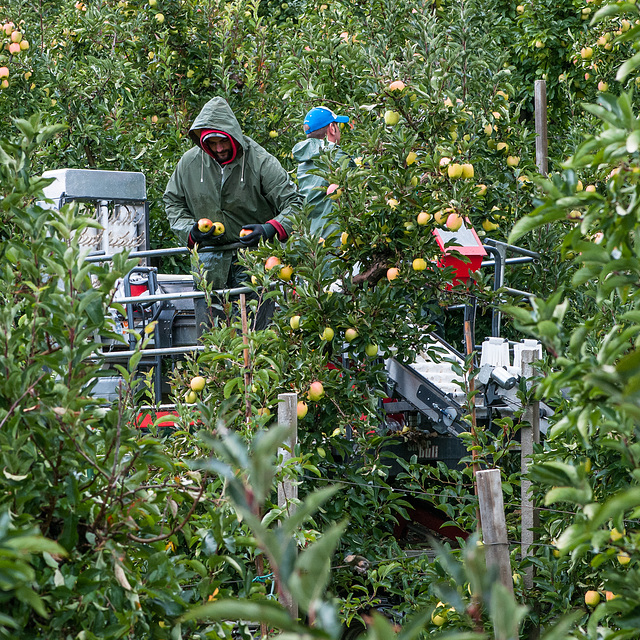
[
  {"xmin": 534, "ymin": 80, "xmax": 548, "ymax": 176},
  {"xmin": 277, "ymin": 392, "xmax": 298, "ymax": 619},
  {"xmin": 477, "ymin": 469, "xmax": 514, "ymax": 596},
  {"xmin": 520, "ymin": 347, "xmax": 540, "ymax": 591}
]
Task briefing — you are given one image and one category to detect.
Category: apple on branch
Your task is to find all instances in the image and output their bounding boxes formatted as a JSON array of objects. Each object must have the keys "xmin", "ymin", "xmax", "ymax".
[
  {"xmin": 265, "ymin": 256, "xmax": 281, "ymax": 271},
  {"xmin": 308, "ymin": 381, "xmax": 325, "ymax": 401}
]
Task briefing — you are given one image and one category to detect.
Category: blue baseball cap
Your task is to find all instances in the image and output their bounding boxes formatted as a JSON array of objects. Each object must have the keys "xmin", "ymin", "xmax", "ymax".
[{"xmin": 303, "ymin": 107, "xmax": 349, "ymax": 134}]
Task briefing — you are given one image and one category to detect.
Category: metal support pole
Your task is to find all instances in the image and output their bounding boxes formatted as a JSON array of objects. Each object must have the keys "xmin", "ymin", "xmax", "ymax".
[
  {"xmin": 477, "ymin": 469, "xmax": 514, "ymax": 596},
  {"xmin": 277, "ymin": 392, "xmax": 298, "ymax": 619},
  {"xmin": 520, "ymin": 348, "xmax": 540, "ymax": 591},
  {"xmin": 535, "ymin": 80, "xmax": 548, "ymax": 176}
]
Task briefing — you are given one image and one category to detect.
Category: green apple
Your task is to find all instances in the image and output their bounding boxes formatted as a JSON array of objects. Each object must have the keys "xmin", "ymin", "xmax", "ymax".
[
  {"xmin": 345, "ymin": 328, "xmax": 358, "ymax": 342},
  {"xmin": 365, "ymin": 343, "xmax": 378, "ymax": 357},
  {"xmin": 321, "ymin": 327, "xmax": 334, "ymax": 341}
]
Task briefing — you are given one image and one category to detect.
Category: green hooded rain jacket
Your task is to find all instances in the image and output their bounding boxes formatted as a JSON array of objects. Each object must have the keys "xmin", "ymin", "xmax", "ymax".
[
  {"xmin": 291, "ymin": 137, "xmax": 350, "ymax": 239},
  {"xmin": 164, "ymin": 97, "xmax": 303, "ymax": 289}
]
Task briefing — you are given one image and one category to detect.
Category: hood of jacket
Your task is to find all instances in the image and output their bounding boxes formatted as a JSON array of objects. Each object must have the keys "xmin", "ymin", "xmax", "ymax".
[
  {"xmin": 189, "ymin": 97, "xmax": 245, "ymax": 153},
  {"xmin": 292, "ymin": 137, "xmax": 328, "ymax": 163}
]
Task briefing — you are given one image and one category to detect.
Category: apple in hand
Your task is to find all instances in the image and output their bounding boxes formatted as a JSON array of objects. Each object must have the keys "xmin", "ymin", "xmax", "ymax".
[
  {"xmin": 239, "ymin": 228, "xmax": 252, "ymax": 238},
  {"xmin": 198, "ymin": 218, "xmax": 213, "ymax": 233},
  {"xmin": 212, "ymin": 221, "xmax": 225, "ymax": 236}
]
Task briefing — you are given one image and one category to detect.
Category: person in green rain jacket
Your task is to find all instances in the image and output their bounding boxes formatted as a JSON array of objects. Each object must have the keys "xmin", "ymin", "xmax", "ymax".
[
  {"xmin": 292, "ymin": 106, "xmax": 352, "ymax": 240},
  {"xmin": 164, "ymin": 97, "xmax": 303, "ymax": 332}
]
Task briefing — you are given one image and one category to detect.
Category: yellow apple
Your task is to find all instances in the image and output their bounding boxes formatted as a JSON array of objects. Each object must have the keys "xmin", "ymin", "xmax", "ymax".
[
  {"xmin": 212, "ymin": 221, "xmax": 225, "ymax": 236},
  {"xmin": 581, "ymin": 47, "xmax": 593, "ymax": 59},
  {"xmin": 610, "ymin": 527, "xmax": 626, "ymax": 541},
  {"xmin": 269, "ymin": 130, "xmax": 278, "ymax": 138},
  {"xmin": 476, "ymin": 184, "xmax": 487, "ymax": 196},
  {"xmin": 406, "ymin": 151, "xmax": 417, "ymax": 165},
  {"xmin": 439, "ymin": 156, "xmax": 451, "ymax": 171},
  {"xmin": 308, "ymin": 381, "xmax": 325, "ymax": 401},
  {"xmin": 461, "ymin": 163, "xmax": 474, "ymax": 179},
  {"xmin": 197, "ymin": 218, "xmax": 213, "ymax": 233},
  {"xmin": 19, "ymin": 40, "xmax": 29, "ymax": 51},
  {"xmin": 290, "ymin": 315, "xmax": 301, "ymax": 330},
  {"xmin": 584, "ymin": 590, "xmax": 600, "ymax": 607},
  {"xmin": 190, "ymin": 376, "xmax": 206, "ymax": 392},
  {"xmin": 365, "ymin": 343, "xmax": 378, "ymax": 357},
  {"xmin": 412, "ymin": 258, "xmax": 427, "ymax": 271},
  {"xmin": 417, "ymin": 211, "xmax": 431, "ymax": 225},
  {"xmin": 279, "ymin": 265, "xmax": 294, "ymax": 281},
  {"xmin": 155, "ymin": 12, "xmax": 165, "ymax": 22},
  {"xmin": 446, "ymin": 213, "xmax": 463, "ymax": 231},
  {"xmin": 384, "ymin": 110, "xmax": 400, "ymax": 126},
  {"xmin": 389, "ymin": 80, "xmax": 405, "ymax": 91},
  {"xmin": 617, "ymin": 552, "xmax": 631, "ymax": 565},
  {"xmin": 185, "ymin": 390, "xmax": 197, "ymax": 403},
  {"xmin": 340, "ymin": 231, "xmax": 349, "ymax": 245},
  {"xmin": 321, "ymin": 327, "xmax": 334, "ymax": 341},
  {"xmin": 447, "ymin": 163, "xmax": 463, "ymax": 179},
  {"xmin": 0, "ymin": 67, "xmax": 8, "ymax": 78},
  {"xmin": 585, "ymin": 184, "xmax": 596, "ymax": 192},
  {"xmin": 387, "ymin": 267, "xmax": 399, "ymax": 281},
  {"xmin": 297, "ymin": 401, "xmax": 308, "ymax": 419},
  {"xmin": 482, "ymin": 219, "xmax": 499, "ymax": 232},
  {"xmin": 506, "ymin": 155, "xmax": 520, "ymax": 167},
  {"xmin": 239, "ymin": 228, "xmax": 252, "ymax": 238},
  {"xmin": 497, "ymin": 141, "xmax": 509, "ymax": 153},
  {"xmin": 345, "ymin": 328, "xmax": 358, "ymax": 342},
  {"xmin": 598, "ymin": 81, "xmax": 608, "ymax": 92}
]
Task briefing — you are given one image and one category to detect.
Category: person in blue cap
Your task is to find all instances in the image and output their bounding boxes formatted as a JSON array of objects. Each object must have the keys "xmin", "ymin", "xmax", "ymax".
[{"xmin": 292, "ymin": 106, "xmax": 352, "ymax": 240}]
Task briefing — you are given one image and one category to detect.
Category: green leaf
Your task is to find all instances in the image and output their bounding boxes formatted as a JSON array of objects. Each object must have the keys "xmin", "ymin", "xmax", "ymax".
[
  {"xmin": 617, "ymin": 51, "xmax": 640, "ymax": 83},
  {"xmin": 181, "ymin": 599, "xmax": 303, "ymax": 631}
]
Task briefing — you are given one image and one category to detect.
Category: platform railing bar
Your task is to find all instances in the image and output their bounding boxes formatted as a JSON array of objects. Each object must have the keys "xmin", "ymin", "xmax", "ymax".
[
  {"xmin": 115, "ymin": 285, "xmax": 253, "ymax": 306},
  {"xmin": 98, "ymin": 345, "xmax": 205, "ymax": 359},
  {"xmin": 481, "ymin": 256, "xmax": 535, "ymax": 268},
  {"xmin": 86, "ymin": 243, "xmax": 245, "ymax": 263},
  {"xmin": 483, "ymin": 238, "xmax": 540, "ymax": 260}
]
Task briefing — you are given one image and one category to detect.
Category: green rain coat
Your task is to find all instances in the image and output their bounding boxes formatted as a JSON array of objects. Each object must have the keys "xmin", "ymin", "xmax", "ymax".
[
  {"xmin": 164, "ymin": 97, "xmax": 303, "ymax": 289},
  {"xmin": 291, "ymin": 137, "xmax": 350, "ymax": 239}
]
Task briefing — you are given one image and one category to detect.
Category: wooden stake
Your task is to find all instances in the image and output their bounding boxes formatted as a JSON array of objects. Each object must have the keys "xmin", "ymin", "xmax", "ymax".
[{"xmin": 476, "ymin": 469, "xmax": 514, "ymax": 596}]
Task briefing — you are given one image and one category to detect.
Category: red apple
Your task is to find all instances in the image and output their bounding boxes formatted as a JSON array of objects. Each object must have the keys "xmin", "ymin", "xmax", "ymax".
[
  {"xmin": 198, "ymin": 218, "xmax": 213, "ymax": 233},
  {"xmin": 265, "ymin": 256, "xmax": 282, "ymax": 271}
]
